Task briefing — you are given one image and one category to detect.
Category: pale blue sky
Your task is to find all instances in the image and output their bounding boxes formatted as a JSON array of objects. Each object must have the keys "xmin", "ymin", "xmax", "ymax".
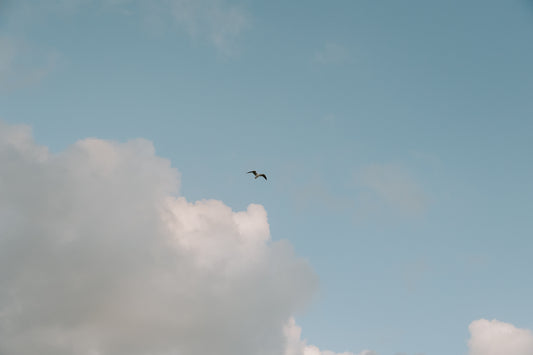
[{"xmin": 1, "ymin": 1, "xmax": 533, "ymax": 354}]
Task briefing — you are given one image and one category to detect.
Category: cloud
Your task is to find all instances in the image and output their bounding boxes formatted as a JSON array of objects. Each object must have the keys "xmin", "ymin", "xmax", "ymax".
[
  {"xmin": 468, "ymin": 319, "xmax": 533, "ymax": 355},
  {"xmin": 0, "ymin": 120, "xmax": 368, "ymax": 355},
  {"xmin": 354, "ymin": 163, "xmax": 428, "ymax": 218},
  {"xmin": 284, "ymin": 318, "xmax": 376, "ymax": 355},
  {"xmin": 314, "ymin": 43, "xmax": 348, "ymax": 64}
]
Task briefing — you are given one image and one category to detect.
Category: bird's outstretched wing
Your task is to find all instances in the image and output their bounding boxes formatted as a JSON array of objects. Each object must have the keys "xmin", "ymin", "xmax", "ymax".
[
  {"xmin": 247, "ymin": 170, "xmax": 257, "ymax": 175},
  {"xmin": 258, "ymin": 174, "xmax": 267, "ymax": 180}
]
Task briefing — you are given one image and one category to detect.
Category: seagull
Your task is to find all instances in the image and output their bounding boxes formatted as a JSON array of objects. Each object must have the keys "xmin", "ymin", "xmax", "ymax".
[{"xmin": 247, "ymin": 170, "xmax": 267, "ymax": 180}]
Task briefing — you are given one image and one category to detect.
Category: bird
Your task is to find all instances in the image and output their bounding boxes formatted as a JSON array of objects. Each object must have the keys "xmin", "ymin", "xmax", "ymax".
[{"xmin": 247, "ymin": 170, "xmax": 267, "ymax": 180}]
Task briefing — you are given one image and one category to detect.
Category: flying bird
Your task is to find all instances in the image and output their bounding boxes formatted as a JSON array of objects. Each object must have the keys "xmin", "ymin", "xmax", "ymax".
[{"xmin": 247, "ymin": 170, "xmax": 267, "ymax": 180}]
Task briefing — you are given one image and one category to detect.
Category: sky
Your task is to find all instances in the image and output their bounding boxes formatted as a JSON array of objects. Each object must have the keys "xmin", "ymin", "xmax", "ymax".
[{"xmin": 1, "ymin": 1, "xmax": 533, "ymax": 354}]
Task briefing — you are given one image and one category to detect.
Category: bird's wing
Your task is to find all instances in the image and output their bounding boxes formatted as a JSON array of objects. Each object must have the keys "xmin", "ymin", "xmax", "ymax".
[
  {"xmin": 247, "ymin": 170, "xmax": 257, "ymax": 175},
  {"xmin": 259, "ymin": 174, "xmax": 267, "ymax": 180}
]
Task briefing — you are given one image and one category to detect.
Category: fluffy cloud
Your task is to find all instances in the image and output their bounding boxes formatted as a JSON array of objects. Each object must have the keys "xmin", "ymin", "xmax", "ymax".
[
  {"xmin": 5, "ymin": 123, "xmax": 528, "ymax": 355},
  {"xmin": 468, "ymin": 319, "xmax": 533, "ymax": 355},
  {"xmin": 0, "ymin": 121, "xmax": 366, "ymax": 355},
  {"xmin": 284, "ymin": 318, "xmax": 374, "ymax": 355}
]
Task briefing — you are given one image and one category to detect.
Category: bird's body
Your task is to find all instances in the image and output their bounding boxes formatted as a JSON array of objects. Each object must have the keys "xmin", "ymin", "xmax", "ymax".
[{"xmin": 247, "ymin": 170, "xmax": 267, "ymax": 180}]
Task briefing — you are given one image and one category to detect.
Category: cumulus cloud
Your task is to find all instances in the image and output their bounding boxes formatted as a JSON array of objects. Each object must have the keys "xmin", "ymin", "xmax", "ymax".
[
  {"xmin": 468, "ymin": 319, "xmax": 533, "ymax": 355},
  {"xmin": 354, "ymin": 163, "xmax": 428, "ymax": 218},
  {"xmin": 284, "ymin": 318, "xmax": 375, "ymax": 355},
  {"xmin": 0, "ymin": 121, "xmax": 366, "ymax": 355}
]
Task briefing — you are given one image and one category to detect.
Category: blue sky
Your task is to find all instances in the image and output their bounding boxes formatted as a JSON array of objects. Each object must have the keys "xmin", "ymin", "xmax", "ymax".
[{"xmin": 1, "ymin": 1, "xmax": 533, "ymax": 354}]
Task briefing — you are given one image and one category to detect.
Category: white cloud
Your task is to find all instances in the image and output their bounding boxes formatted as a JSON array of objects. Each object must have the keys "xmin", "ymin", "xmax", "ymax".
[
  {"xmin": 468, "ymin": 319, "xmax": 533, "ymax": 355},
  {"xmin": 284, "ymin": 318, "xmax": 377, "ymax": 355},
  {"xmin": 354, "ymin": 163, "xmax": 428, "ymax": 218},
  {"xmin": 314, "ymin": 43, "xmax": 348, "ymax": 64},
  {"xmin": 0, "ymin": 121, "xmax": 313, "ymax": 354},
  {"xmin": 0, "ymin": 120, "xmax": 370, "ymax": 355}
]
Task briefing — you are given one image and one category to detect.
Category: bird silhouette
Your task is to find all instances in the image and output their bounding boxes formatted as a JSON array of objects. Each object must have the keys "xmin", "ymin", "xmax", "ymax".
[{"xmin": 247, "ymin": 170, "xmax": 267, "ymax": 180}]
